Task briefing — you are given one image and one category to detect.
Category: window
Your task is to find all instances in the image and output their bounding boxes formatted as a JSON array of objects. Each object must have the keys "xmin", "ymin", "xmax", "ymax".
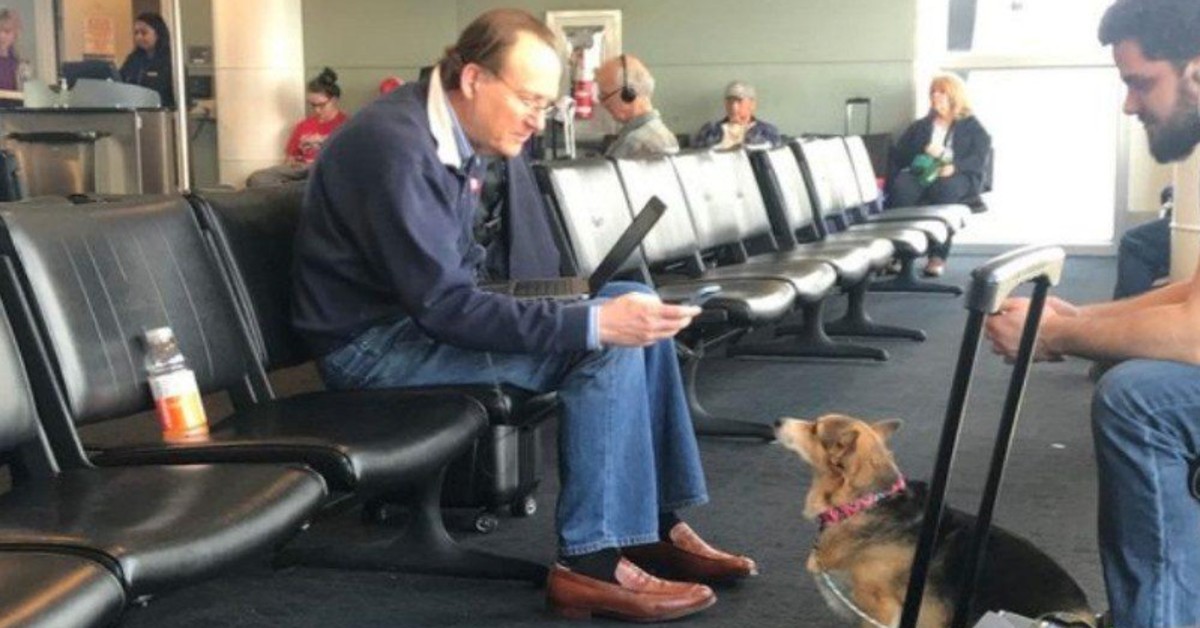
[
  {"xmin": 925, "ymin": 0, "xmax": 1126, "ymax": 250},
  {"xmin": 949, "ymin": 0, "xmax": 1114, "ymax": 57}
]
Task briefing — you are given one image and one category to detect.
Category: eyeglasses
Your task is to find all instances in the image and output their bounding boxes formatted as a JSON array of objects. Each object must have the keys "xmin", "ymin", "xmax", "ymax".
[{"xmin": 485, "ymin": 69, "xmax": 555, "ymax": 119}]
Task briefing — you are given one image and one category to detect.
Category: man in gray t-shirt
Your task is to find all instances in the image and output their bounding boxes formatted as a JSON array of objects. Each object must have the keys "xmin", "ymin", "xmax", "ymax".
[{"xmin": 595, "ymin": 54, "xmax": 679, "ymax": 159}]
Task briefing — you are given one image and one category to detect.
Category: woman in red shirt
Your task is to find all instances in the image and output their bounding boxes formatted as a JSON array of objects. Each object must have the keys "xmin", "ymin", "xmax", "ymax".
[{"xmin": 247, "ymin": 67, "xmax": 348, "ymax": 187}]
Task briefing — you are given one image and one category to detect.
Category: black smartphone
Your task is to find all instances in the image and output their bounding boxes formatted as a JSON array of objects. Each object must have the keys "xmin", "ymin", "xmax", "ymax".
[{"xmin": 679, "ymin": 284, "xmax": 722, "ymax": 307}]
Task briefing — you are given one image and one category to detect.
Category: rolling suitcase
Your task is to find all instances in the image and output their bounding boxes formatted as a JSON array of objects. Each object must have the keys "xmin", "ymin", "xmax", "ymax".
[
  {"xmin": 898, "ymin": 245, "xmax": 1079, "ymax": 628},
  {"xmin": 845, "ymin": 96, "xmax": 892, "ymax": 188},
  {"xmin": 440, "ymin": 391, "xmax": 555, "ymax": 534}
]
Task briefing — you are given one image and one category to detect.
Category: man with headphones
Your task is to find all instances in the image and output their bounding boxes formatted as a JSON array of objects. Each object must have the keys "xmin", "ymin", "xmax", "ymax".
[
  {"xmin": 987, "ymin": 1, "xmax": 1200, "ymax": 625},
  {"xmin": 595, "ymin": 53, "xmax": 680, "ymax": 158}
]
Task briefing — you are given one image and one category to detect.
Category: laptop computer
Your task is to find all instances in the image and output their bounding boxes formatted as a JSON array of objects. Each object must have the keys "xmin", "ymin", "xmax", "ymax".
[{"xmin": 482, "ymin": 196, "xmax": 667, "ymax": 300}]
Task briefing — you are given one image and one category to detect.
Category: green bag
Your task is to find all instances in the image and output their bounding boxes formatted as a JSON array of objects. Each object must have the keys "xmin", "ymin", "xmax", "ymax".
[{"xmin": 909, "ymin": 153, "xmax": 942, "ymax": 187}]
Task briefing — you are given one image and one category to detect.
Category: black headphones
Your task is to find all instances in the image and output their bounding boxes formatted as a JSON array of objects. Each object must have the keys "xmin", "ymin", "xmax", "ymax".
[{"xmin": 619, "ymin": 54, "xmax": 636, "ymax": 103}]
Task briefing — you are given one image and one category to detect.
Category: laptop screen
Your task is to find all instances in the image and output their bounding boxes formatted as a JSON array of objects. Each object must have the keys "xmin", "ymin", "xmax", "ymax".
[{"xmin": 586, "ymin": 196, "xmax": 667, "ymax": 294}]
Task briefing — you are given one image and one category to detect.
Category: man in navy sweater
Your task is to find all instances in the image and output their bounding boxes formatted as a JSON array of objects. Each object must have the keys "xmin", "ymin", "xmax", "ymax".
[{"xmin": 292, "ymin": 9, "xmax": 755, "ymax": 622}]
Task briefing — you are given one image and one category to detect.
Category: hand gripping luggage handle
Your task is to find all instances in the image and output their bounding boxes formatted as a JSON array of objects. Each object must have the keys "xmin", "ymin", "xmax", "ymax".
[
  {"xmin": 965, "ymin": 245, "xmax": 1066, "ymax": 315},
  {"xmin": 900, "ymin": 245, "xmax": 1066, "ymax": 628}
]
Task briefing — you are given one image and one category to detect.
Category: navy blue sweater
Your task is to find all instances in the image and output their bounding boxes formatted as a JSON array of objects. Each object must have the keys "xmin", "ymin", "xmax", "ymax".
[{"xmin": 292, "ymin": 81, "xmax": 590, "ymax": 356}]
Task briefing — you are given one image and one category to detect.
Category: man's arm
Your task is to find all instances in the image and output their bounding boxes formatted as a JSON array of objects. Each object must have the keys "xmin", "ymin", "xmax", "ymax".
[
  {"xmin": 1076, "ymin": 278, "xmax": 1192, "ymax": 317},
  {"xmin": 986, "ymin": 264, "xmax": 1200, "ymax": 363}
]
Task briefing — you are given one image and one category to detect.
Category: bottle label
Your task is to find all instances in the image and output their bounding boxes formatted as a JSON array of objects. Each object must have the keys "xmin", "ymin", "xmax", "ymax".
[{"xmin": 149, "ymin": 369, "xmax": 209, "ymax": 442}]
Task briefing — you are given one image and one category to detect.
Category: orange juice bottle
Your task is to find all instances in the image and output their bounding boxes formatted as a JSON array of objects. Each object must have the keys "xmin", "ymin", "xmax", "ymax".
[{"xmin": 144, "ymin": 327, "xmax": 208, "ymax": 442}]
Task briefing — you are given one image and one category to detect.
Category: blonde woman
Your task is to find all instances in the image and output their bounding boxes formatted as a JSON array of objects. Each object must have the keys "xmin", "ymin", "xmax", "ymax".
[{"xmin": 887, "ymin": 73, "xmax": 991, "ymax": 276}]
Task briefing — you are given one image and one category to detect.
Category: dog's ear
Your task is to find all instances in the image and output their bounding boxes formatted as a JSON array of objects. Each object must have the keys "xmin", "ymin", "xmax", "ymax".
[
  {"xmin": 871, "ymin": 419, "xmax": 903, "ymax": 441},
  {"xmin": 827, "ymin": 428, "xmax": 860, "ymax": 470}
]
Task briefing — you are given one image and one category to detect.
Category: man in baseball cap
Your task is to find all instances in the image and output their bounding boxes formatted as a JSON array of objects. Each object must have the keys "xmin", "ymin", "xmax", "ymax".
[{"xmin": 694, "ymin": 80, "xmax": 782, "ymax": 149}]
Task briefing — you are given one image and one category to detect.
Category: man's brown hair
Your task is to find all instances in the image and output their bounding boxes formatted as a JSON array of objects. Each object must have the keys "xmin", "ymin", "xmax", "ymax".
[{"xmin": 438, "ymin": 9, "xmax": 559, "ymax": 91}]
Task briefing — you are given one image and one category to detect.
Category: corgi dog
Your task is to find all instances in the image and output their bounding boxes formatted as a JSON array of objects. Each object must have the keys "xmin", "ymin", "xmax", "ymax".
[{"xmin": 774, "ymin": 414, "xmax": 1093, "ymax": 628}]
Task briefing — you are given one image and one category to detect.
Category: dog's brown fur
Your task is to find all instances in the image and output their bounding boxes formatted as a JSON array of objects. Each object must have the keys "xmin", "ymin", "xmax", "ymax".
[{"xmin": 776, "ymin": 414, "xmax": 1092, "ymax": 628}]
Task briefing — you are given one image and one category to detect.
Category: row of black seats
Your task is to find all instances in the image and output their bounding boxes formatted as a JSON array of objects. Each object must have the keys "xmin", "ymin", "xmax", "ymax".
[
  {"xmin": 532, "ymin": 135, "xmax": 974, "ymax": 436},
  {"xmin": 0, "ymin": 191, "xmax": 550, "ymax": 627}
]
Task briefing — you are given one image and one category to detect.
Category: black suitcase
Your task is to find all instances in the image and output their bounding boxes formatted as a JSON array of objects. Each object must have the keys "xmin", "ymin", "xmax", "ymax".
[
  {"xmin": 844, "ymin": 96, "xmax": 892, "ymax": 182},
  {"xmin": 899, "ymin": 245, "xmax": 1069, "ymax": 628},
  {"xmin": 440, "ymin": 390, "xmax": 556, "ymax": 534}
]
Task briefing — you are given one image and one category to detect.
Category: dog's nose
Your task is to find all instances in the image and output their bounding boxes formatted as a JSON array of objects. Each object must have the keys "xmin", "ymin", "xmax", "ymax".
[{"xmin": 773, "ymin": 419, "xmax": 785, "ymax": 429}]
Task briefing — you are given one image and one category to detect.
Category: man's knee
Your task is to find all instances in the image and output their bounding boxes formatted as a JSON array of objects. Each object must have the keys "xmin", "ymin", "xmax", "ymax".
[
  {"xmin": 1093, "ymin": 361, "xmax": 1145, "ymax": 420},
  {"xmin": 1092, "ymin": 360, "xmax": 1175, "ymax": 437}
]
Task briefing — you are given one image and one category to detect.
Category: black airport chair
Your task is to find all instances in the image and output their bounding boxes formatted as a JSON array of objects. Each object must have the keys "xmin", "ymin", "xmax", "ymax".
[
  {"xmin": 0, "ymin": 550, "xmax": 125, "ymax": 628},
  {"xmin": 0, "ymin": 285, "xmax": 327, "ymax": 609},
  {"xmin": 666, "ymin": 149, "xmax": 889, "ymax": 361},
  {"xmin": 749, "ymin": 145, "xmax": 927, "ymax": 342},
  {"xmin": 795, "ymin": 137, "xmax": 963, "ymax": 296},
  {"xmin": 538, "ymin": 157, "xmax": 807, "ymax": 439},
  {"xmin": 0, "ymin": 196, "xmax": 542, "ymax": 583},
  {"xmin": 188, "ymin": 183, "xmax": 556, "ymax": 533}
]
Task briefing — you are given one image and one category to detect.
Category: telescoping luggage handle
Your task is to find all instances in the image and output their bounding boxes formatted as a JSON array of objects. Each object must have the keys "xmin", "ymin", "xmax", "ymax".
[
  {"xmin": 844, "ymin": 96, "xmax": 872, "ymax": 136},
  {"xmin": 899, "ymin": 245, "xmax": 1066, "ymax": 628}
]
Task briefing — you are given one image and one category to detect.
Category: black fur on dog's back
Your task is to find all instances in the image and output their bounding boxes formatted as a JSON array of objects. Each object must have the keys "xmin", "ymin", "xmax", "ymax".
[{"xmin": 854, "ymin": 481, "xmax": 1091, "ymax": 622}]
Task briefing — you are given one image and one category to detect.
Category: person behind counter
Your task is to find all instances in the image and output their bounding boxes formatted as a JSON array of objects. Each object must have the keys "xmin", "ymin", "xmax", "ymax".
[{"xmin": 119, "ymin": 12, "xmax": 174, "ymax": 108}]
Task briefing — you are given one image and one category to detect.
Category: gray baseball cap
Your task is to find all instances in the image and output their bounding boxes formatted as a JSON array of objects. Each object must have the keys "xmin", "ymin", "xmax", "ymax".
[{"xmin": 724, "ymin": 80, "xmax": 756, "ymax": 100}]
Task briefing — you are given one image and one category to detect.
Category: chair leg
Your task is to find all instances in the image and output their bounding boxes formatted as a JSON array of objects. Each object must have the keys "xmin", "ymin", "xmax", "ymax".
[
  {"xmin": 823, "ymin": 278, "xmax": 927, "ymax": 341},
  {"xmin": 869, "ymin": 255, "xmax": 963, "ymax": 296},
  {"xmin": 677, "ymin": 340, "xmax": 774, "ymax": 440},
  {"xmin": 728, "ymin": 301, "xmax": 888, "ymax": 361},
  {"xmin": 275, "ymin": 469, "xmax": 547, "ymax": 584}
]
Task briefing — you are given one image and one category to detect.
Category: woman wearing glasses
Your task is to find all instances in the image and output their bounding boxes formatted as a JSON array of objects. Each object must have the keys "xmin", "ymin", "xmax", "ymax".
[{"xmin": 247, "ymin": 67, "xmax": 348, "ymax": 187}]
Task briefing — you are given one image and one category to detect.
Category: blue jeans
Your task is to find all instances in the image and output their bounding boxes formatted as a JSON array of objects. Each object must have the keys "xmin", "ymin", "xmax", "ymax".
[
  {"xmin": 1093, "ymin": 360, "xmax": 1200, "ymax": 627},
  {"xmin": 1114, "ymin": 217, "xmax": 1170, "ymax": 300},
  {"xmin": 319, "ymin": 282, "xmax": 709, "ymax": 556}
]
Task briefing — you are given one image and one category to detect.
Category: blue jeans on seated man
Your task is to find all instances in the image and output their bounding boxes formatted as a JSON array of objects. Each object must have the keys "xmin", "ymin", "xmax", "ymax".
[
  {"xmin": 319, "ymin": 281, "xmax": 709, "ymax": 557},
  {"xmin": 1092, "ymin": 360, "xmax": 1200, "ymax": 628}
]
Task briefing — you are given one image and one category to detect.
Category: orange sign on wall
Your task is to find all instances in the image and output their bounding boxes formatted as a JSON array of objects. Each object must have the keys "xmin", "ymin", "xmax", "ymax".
[{"xmin": 83, "ymin": 15, "xmax": 116, "ymax": 59}]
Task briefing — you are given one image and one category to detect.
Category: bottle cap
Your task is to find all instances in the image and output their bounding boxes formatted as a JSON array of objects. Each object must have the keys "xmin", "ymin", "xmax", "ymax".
[{"xmin": 144, "ymin": 326, "xmax": 174, "ymax": 344}]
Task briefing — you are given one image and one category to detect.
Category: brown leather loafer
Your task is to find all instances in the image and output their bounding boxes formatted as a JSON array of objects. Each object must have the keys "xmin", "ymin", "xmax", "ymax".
[
  {"xmin": 624, "ymin": 523, "xmax": 758, "ymax": 583},
  {"xmin": 546, "ymin": 558, "xmax": 716, "ymax": 622}
]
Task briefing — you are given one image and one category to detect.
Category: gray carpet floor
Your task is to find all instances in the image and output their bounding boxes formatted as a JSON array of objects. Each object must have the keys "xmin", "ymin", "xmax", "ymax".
[{"xmin": 114, "ymin": 253, "xmax": 1116, "ymax": 627}]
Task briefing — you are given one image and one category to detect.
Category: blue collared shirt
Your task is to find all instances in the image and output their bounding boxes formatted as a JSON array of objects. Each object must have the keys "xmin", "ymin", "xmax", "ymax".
[{"xmin": 442, "ymin": 85, "xmax": 601, "ymax": 350}]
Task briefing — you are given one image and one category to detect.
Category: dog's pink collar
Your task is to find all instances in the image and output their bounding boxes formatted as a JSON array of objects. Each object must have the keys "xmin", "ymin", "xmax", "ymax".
[{"xmin": 816, "ymin": 475, "xmax": 907, "ymax": 531}]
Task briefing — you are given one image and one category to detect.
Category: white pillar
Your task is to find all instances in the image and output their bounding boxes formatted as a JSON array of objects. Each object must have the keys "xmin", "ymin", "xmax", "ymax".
[
  {"xmin": 212, "ymin": 0, "xmax": 304, "ymax": 187},
  {"xmin": 1170, "ymin": 149, "xmax": 1200, "ymax": 281}
]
